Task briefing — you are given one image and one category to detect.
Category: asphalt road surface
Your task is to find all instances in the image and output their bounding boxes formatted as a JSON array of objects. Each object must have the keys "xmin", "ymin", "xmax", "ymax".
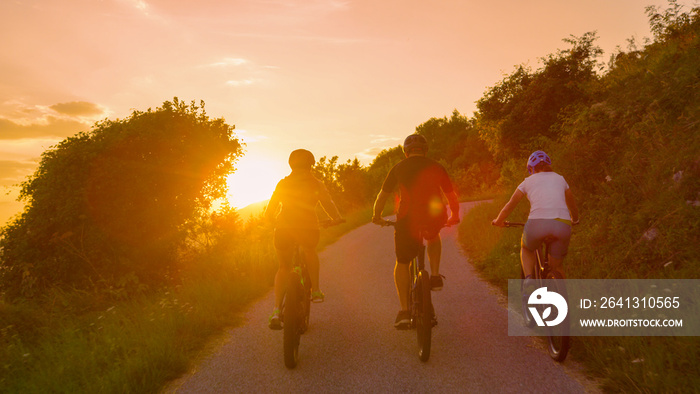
[{"xmin": 166, "ymin": 202, "xmax": 597, "ymax": 393}]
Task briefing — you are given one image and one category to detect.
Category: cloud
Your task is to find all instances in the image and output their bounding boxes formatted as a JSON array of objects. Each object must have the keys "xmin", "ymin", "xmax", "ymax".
[
  {"xmin": 0, "ymin": 100, "xmax": 107, "ymax": 140},
  {"xmin": 208, "ymin": 58, "xmax": 249, "ymax": 67},
  {"xmin": 369, "ymin": 134, "xmax": 401, "ymax": 144},
  {"xmin": 0, "ymin": 117, "xmax": 89, "ymax": 140},
  {"xmin": 225, "ymin": 78, "xmax": 257, "ymax": 87},
  {"xmin": 234, "ymin": 129, "xmax": 268, "ymax": 143},
  {"xmin": 118, "ymin": 0, "xmax": 152, "ymax": 16},
  {"xmin": 355, "ymin": 145, "xmax": 395, "ymax": 164},
  {"xmin": 50, "ymin": 101, "xmax": 104, "ymax": 117},
  {"xmin": 0, "ymin": 159, "xmax": 38, "ymax": 186}
]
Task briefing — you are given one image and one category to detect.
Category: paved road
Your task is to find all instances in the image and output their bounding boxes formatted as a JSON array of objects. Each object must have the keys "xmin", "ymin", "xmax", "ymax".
[{"xmin": 166, "ymin": 202, "xmax": 596, "ymax": 393}]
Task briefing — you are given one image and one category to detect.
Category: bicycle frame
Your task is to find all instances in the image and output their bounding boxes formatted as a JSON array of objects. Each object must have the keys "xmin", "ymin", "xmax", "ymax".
[
  {"xmin": 281, "ymin": 218, "xmax": 344, "ymax": 369},
  {"xmin": 377, "ymin": 218, "xmax": 434, "ymax": 362},
  {"xmin": 282, "ymin": 245, "xmax": 311, "ymax": 369},
  {"xmin": 503, "ymin": 221, "xmax": 570, "ymax": 362}
]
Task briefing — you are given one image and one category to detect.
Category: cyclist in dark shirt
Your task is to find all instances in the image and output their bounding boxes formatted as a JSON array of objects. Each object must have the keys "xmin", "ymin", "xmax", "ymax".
[
  {"xmin": 372, "ymin": 134, "xmax": 460, "ymax": 329},
  {"xmin": 265, "ymin": 149, "xmax": 343, "ymax": 329}
]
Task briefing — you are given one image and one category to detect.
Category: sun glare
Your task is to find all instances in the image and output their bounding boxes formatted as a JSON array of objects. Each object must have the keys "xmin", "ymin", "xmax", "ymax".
[{"xmin": 226, "ymin": 154, "xmax": 288, "ymax": 209}]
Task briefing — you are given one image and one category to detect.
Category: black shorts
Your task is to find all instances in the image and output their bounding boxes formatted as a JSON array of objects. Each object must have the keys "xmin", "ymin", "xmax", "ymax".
[
  {"xmin": 274, "ymin": 227, "xmax": 320, "ymax": 251},
  {"xmin": 394, "ymin": 216, "xmax": 445, "ymax": 264}
]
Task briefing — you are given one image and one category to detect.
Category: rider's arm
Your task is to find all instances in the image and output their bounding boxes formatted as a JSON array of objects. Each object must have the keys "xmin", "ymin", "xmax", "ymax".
[
  {"xmin": 492, "ymin": 189, "xmax": 525, "ymax": 226},
  {"xmin": 372, "ymin": 190, "xmax": 391, "ymax": 223},
  {"xmin": 264, "ymin": 189, "xmax": 282, "ymax": 225},
  {"xmin": 565, "ymin": 188, "xmax": 579, "ymax": 224},
  {"xmin": 318, "ymin": 182, "xmax": 343, "ymax": 222}
]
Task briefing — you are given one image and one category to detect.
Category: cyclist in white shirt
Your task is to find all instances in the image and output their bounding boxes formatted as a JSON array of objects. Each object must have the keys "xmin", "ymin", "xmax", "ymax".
[{"xmin": 492, "ymin": 151, "xmax": 579, "ymax": 279}]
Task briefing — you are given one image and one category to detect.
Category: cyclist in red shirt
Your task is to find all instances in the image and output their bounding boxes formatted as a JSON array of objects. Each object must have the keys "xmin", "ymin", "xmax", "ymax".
[
  {"xmin": 265, "ymin": 149, "xmax": 344, "ymax": 329},
  {"xmin": 372, "ymin": 134, "xmax": 460, "ymax": 329}
]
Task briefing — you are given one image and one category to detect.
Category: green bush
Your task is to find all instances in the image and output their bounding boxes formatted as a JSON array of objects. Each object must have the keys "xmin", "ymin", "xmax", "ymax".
[{"xmin": 0, "ymin": 99, "xmax": 242, "ymax": 299}]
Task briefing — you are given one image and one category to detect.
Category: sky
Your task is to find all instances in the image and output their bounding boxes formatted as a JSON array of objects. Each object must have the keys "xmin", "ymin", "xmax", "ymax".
[{"xmin": 1, "ymin": 0, "xmax": 697, "ymax": 223}]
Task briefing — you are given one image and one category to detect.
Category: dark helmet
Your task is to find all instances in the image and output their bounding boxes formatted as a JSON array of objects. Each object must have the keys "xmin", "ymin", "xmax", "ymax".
[
  {"xmin": 402, "ymin": 134, "xmax": 428, "ymax": 156},
  {"xmin": 288, "ymin": 149, "xmax": 315, "ymax": 170},
  {"xmin": 527, "ymin": 150, "xmax": 552, "ymax": 174}
]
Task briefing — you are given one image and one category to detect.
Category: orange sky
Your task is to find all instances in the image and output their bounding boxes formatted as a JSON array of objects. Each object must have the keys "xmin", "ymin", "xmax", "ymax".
[{"xmin": 1, "ymin": 0, "xmax": 697, "ymax": 219}]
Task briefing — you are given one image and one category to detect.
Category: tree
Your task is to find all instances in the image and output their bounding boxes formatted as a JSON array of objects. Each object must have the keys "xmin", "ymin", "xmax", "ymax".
[
  {"xmin": 0, "ymin": 98, "xmax": 242, "ymax": 298},
  {"xmin": 314, "ymin": 156, "xmax": 372, "ymax": 210},
  {"xmin": 476, "ymin": 33, "xmax": 602, "ymax": 161}
]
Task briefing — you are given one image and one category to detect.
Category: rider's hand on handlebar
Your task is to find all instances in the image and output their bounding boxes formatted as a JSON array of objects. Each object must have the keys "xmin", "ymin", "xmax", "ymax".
[{"xmin": 491, "ymin": 219, "xmax": 505, "ymax": 227}]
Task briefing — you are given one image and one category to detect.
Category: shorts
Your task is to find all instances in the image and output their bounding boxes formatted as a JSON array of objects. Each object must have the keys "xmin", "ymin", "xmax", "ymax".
[
  {"xmin": 522, "ymin": 219, "xmax": 572, "ymax": 260},
  {"xmin": 394, "ymin": 216, "xmax": 445, "ymax": 264},
  {"xmin": 274, "ymin": 227, "xmax": 320, "ymax": 251}
]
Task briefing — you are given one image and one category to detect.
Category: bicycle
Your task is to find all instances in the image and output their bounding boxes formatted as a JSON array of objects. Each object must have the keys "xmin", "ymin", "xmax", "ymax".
[
  {"xmin": 281, "ymin": 218, "xmax": 344, "ymax": 369},
  {"xmin": 375, "ymin": 218, "xmax": 440, "ymax": 362},
  {"xmin": 503, "ymin": 221, "xmax": 570, "ymax": 362}
]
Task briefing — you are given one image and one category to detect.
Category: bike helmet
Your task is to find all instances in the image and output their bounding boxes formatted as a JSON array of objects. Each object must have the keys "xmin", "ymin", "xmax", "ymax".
[
  {"xmin": 288, "ymin": 149, "xmax": 315, "ymax": 170},
  {"xmin": 402, "ymin": 134, "xmax": 428, "ymax": 156},
  {"xmin": 527, "ymin": 150, "xmax": 552, "ymax": 174}
]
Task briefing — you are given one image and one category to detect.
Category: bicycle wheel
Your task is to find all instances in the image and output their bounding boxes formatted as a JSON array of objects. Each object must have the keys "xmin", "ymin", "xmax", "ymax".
[
  {"xmin": 520, "ymin": 267, "xmax": 536, "ymax": 328},
  {"xmin": 545, "ymin": 270, "xmax": 570, "ymax": 362},
  {"xmin": 416, "ymin": 270, "xmax": 432, "ymax": 362},
  {"xmin": 283, "ymin": 273, "xmax": 302, "ymax": 369}
]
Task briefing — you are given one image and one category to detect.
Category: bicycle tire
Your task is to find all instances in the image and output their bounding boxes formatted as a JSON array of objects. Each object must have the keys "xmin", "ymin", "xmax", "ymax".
[
  {"xmin": 545, "ymin": 270, "xmax": 570, "ymax": 362},
  {"xmin": 416, "ymin": 270, "xmax": 432, "ymax": 362},
  {"xmin": 283, "ymin": 273, "xmax": 302, "ymax": 369}
]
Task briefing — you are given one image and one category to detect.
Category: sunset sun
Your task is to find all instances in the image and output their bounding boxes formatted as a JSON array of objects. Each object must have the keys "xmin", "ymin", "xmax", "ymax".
[{"xmin": 225, "ymin": 154, "xmax": 288, "ymax": 209}]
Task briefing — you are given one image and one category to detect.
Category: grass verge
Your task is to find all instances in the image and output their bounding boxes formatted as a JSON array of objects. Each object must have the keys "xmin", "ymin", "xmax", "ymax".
[
  {"xmin": 457, "ymin": 199, "xmax": 700, "ymax": 392},
  {"xmin": 0, "ymin": 207, "xmax": 370, "ymax": 393}
]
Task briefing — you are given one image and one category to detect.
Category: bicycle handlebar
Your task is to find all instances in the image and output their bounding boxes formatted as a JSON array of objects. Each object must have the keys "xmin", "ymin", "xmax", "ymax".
[
  {"xmin": 373, "ymin": 218, "xmax": 458, "ymax": 228},
  {"xmin": 497, "ymin": 220, "xmax": 579, "ymax": 228}
]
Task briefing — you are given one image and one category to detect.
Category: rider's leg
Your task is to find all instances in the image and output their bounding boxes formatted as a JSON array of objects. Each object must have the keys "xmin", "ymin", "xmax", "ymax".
[
  {"xmin": 394, "ymin": 261, "xmax": 410, "ymax": 311},
  {"xmin": 273, "ymin": 247, "xmax": 294, "ymax": 310},
  {"xmin": 547, "ymin": 221, "xmax": 571, "ymax": 279},
  {"xmin": 426, "ymin": 234, "xmax": 442, "ymax": 276},
  {"xmin": 301, "ymin": 246, "xmax": 321, "ymax": 292},
  {"xmin": 548, "ymin": 256, "xmax": 565, "ymax": 278},
  {"xmin": 520, "ymin": 247, "xmax": 536, "ymax": 278}
]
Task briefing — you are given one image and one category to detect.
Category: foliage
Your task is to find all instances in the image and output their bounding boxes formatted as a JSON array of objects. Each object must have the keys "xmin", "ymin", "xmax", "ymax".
[
  {"xmin": 0, "ymin": 99, "xmax": 242, "ymax": 298},
  {"xmin": 460, "ymin": 3, "xmax": 700, "ymax": 391},
  {"xmin": 476, "ymin": 32, "xmax": 603, "ymax": 161},
  {"xmin": 313, "ymin": 156, "xmax": 372, "ymax": 212},
  {"xmin": 415, "ymin": 110, "xmax": 499, "ymax": 197}
]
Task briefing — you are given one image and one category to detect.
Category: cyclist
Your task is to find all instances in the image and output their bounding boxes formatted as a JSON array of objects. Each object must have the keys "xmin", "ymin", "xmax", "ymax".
[
  {"xmin": 372, "ymin": 134, "xmax": 460, "ymax": 329},
  {"xmin": 265, "ymin": 149, "xmax": 344, "ymax": 330},
  {"xmin": 491, "ymin": 150, "xmax": 579, "ymax": 280}
]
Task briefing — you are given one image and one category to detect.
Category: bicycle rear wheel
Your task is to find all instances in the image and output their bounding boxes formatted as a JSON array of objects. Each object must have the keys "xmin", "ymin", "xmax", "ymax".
[
  {"xmin": 416, "ymin": 270, "xmax": 432, "ymax": 362},
  {"xmin": 283, "ymin": 273, "xmax": 303, "ymax": 369},
  {"xmin": 545, "ymin": 270, "xmax": 570, "ymax": 362}
]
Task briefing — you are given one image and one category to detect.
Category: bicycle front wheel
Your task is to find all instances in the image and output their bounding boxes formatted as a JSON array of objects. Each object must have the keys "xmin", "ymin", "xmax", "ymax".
[
  {"xmin": 545, "ymin": 271, "xmax": 570, "ymax": 362},
  {"xmin": 416, "ymin": 270, "xmax": 432, "ymax": 362},
  {"xmin": 283, "ymin": 274, "xmax": 303, "ymax": 369}
]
